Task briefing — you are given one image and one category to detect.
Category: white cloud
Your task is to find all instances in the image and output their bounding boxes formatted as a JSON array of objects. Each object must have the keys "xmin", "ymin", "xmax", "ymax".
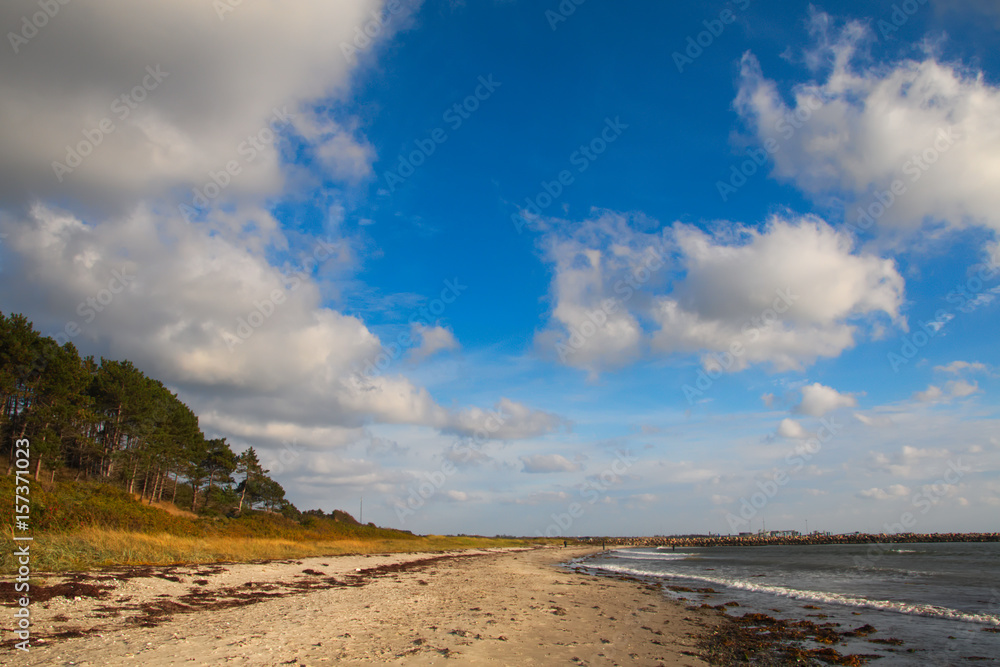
[
  {"xmin": 913, "ymin": 380, "xmax": 979, "ymax": 401},
  {"xmin": 914, "ymin": 385, "xmax": 945, "ymax": 402},
  {"xmin": 859, "ymin": 484, "xmax": 910, "ymax": 500},
  {"xmin": 448, "ymin": 398, "xmax": 564, "ymax": 441},
  {"xmin": 777, "ymin": 418, "xmax": 808, "ymax": 438},
  {"xmin": 946, "ymin": 379, "xmax": 979, "ymax": 397},
  {"xmin": 795, "ymin": 383, "xmax": 857, "ymax": 416},
  {"xmin": 409, "ymin": 323, "xmax": 459, "ymax": 362},
  {"xmin": 934, "ymin": 360, "xmax": 988, "ymax": 375},
  {"xmin": 735, "ymin": 11, "xmax": 1000, "ymax": 241},
  {"xmin": 0, "ymin": 0, "xmax": 570, "ymax": 503},
  {"xmin": 537, "ymin": 211, "xmax": 904, "ymax": 375},
  {"xmin": 0, "ymin": 0, "xmax": 409, "ymax": 214},
  {"xmin": 854, "ymin": 412, "xmax": 893, "ymax": 427},
  {"xmin": 520, "ymin": 454, "xmax": 580, "ymax": 474}
]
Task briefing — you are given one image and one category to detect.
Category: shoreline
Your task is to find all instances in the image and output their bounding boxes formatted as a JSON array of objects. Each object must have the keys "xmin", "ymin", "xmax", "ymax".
[
  {"xmin": 574, "ymin": 546, "xmax": 1000, "ymax": 665},
  {"xmin": 3, "ymin": 546, "xmax": 720, "ymax": 665},
  {"xmin": 571, "ymin": 551, "xmax": 885, "ymax": 666},
  {"xmin": 578, "ymin": 532, "xmax": 1000, "ymax": 549}
]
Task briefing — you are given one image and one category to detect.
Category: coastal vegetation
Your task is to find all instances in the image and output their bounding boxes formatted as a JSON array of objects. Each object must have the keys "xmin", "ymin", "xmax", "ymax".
[{"xmin": 1, "ymin": 312, "xmax": 540, "ymax": 571}]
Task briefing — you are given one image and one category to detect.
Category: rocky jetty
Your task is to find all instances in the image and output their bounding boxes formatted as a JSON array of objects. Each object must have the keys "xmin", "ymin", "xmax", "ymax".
[{"xmin": 579, "ymin": 532, "xmax": 1000, "ymax": 548}]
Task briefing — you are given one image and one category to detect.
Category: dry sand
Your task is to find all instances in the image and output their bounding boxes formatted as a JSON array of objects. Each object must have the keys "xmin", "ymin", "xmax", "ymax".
[{"xmin": 3, "ymin": 546, "xmax": 719, "ymax": 665}]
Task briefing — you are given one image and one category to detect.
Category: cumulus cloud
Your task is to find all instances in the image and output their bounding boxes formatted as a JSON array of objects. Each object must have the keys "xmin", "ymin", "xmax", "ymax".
[
  {"xmin": 0, "ymin": 0, "xmax": 409, "ymax": 215},
  {"xmin": 653, "ymin": 218, "xmax": 903, "ymax": 371},
  {"xmin": 537, "ymin": 211, "xmax": 904, "ymax": 375},
  {"xmin": 735, "ymin": 10, "xmax": 1000, "ymax": 242},
  {"xmin": 934, "ymin": 360, "xmax": 989, "ymax": 375},
  {"xmin": 946, "ymin": 379, "xmax": 979, "ymax": 397},
  {"xmin": 447, "ymin": 398, "xmax": 564, "ymax": 441},
  {"xmin": 777, "ymin": 418, "xmax": 808, "ymax": 438},
  {"xmin": 795, "ymin": 383, "xmax": 858, "ymax": 416},
  {"xmin": 520, "ymin": 454, "xmax": 580, "ymax": 474},
  {"xmin": 914, "ymin": 385, "xmax": 945, "ymax": 402},
  {"xmin": 0, "ymin": 1, "xmax": 563, "ymax": 506},
  {"xmin": 913, "ymin": 380, "xmax": 979, "ymax": 402},
  {"xmin": 409, "ymin": 323, "xmax": 459, "ymax": 362}
]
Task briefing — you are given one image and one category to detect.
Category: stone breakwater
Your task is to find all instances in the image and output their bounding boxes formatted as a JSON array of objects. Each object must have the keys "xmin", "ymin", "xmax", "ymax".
[{"xmin": 578, "ymin": 532, "xmax": 1000, "ymax": 548}]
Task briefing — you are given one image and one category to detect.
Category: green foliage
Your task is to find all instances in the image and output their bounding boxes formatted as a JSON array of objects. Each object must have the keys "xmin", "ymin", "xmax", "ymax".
[
  {"xmin": 0, "ymin": 312, "xmax": 389, "ymax": 538},
  {"xmin": 0, "ymin": 478, "xmax": 417, "ymax": 543}
]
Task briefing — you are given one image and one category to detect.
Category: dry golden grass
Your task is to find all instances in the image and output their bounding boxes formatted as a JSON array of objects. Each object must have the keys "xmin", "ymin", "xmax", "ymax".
[
  {"xmin": 5, "ymin": 527, "xmax": 551, "ymax": 572},
  {"xmin": 127, "ymin": 494, "xmax": 199, "ymax": 519}
]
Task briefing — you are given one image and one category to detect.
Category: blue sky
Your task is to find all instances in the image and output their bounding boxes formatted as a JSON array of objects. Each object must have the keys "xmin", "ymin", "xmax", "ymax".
[{"xmin": 2, "ymin": 0, "xmax": 999, "ymax": 536}]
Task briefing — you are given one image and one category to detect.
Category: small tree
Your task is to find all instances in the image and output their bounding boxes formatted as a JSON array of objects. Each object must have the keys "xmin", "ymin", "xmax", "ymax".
[
  {"xmin": 234, "ymin": 447, "xmax": 265, "ymax": 512},
  {"xmin": 201, "ymin": 438, "xmax": 237, "ymax": 511}
]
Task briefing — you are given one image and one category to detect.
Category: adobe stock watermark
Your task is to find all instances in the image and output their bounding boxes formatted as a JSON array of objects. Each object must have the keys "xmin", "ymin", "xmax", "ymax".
[
  {"xmin": 511, "ymin": 116, "xmax": 628, "ymax": 234},
  {"xmin": 846, "ymin": 127, "xmax": 959, "ymax": 234},
  {"xmin": 682, "ymin": 287, "xmax": 798, "ymax": 404},
  {"xmin": 51, "ymin": 65, "xmax": 169, "ymax": 182},
  {"xmin": 179, "ymin": 106, "xmax": 294, "ymax": 222},
  {"xmin": 212, "ymin": 0, "xmax": 269, "ymax": 21},
  {"xmin": 536, "ymin": 450, "xmax": 638, "ymax": 538},
  {"xmin": 672, "ymin": 0, "xmax": 751, "ymax": 74},
  {"xmin": 222, "ymin": 236, "xmax": 339, "ymax": 351},
  {"xmin": 853, "ymin": 457, "xmax": 970, "ymax": 568},
  {"xmin": 393, "ymin": 406, "xmax": 509, "ymax": 524},
  {"xmin": 717, "ymin": 96, "xmax": 822, "ymax": 202},
  {"xmin": 544, "ymin": 0, "xmax": 587, "ymax": 31},
  {"xmin": 874, "ymin": 0, "xmax": 931, "ymax": 41},
  {"xmin": 340, "ymin": 0, "xmax": 406, "ymax": 63},
  {"xmin": 382, "ymin": 75, "xmax": 501, "ymax": 194},
  {"xmin": 49, "ymin": 266, "xmax": 136, "ymax": 346},
  {"xmin": 556, "ymin": 248, "xmax": 663, "ymax": 363},
  {"xmin": 264, "ymin": 439, "xmax": 304, "ymax": 476},
  {"xmin": 7, "ymin": 0, "xmax": 72, "ymax": 54},
  {"xmin": 887, "ymin": 255, "xmax": 998, "ymax": 372},
  {"xmin": 346, "ymin": 277, "xmax": 467, "ymax": 387},
  {"xmin": 725, "ymin": 417, "xmax": 842, "ymax": 532}
]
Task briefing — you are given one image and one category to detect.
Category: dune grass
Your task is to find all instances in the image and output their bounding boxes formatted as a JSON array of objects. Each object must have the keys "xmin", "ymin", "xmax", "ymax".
[
  {"xmin": 0, "ymin": 478, "xmax": 566, "ymax": 573},
  {"xmin": 4, "ymin": 527, "xmax": 553, "ymax": 573}
]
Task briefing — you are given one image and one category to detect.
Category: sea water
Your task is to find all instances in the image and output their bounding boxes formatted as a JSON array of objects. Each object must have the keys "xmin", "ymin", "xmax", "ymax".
[{"xmin": 573, "ymin": 542, "xmax": 1000, "ymax": 665}]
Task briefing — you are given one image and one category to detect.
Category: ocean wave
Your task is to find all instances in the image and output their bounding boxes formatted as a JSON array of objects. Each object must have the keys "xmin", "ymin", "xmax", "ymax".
[
  {"xmin": 581, "ymin": 563, "xmax": 1000, "ymax": 627},
  {"xmin": 606, "ymin": 549, "xmax": 691, "ymax": 561}
]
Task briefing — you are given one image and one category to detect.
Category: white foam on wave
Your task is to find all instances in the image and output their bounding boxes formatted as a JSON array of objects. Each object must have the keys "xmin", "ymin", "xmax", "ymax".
[
  {"xmin": 607, "ymin": 549, "xmax": 690, "ymax": 561},
  {"xmin": 583, "ymin": 563, "xmax": 1000, "ymax": 627}
]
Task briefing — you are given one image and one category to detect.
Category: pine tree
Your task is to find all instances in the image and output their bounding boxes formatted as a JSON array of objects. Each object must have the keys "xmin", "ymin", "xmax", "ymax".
[{"xmin": 235, "ymin": 448, "xmax": 266, "ymax": 512}]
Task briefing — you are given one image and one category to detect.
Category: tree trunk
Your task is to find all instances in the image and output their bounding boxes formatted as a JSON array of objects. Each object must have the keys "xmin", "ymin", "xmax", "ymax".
[
  {"xmin": 170, "ymin": 472, "xmax": 179, "ymax": 504},
  {"xmin": 34, "ymin": 454, "xmax": 42, "ymax": 482},
  {"xmin": 147, "ymin": 467, "xmax": 159, "ymax": 505},
  {"xmin": 127, "ymin": 458, "xmax": 140, "ymax": 494},
  {"xmin": 140, "ymin": 464, "xmax": 151, "ymax": 500},
  {"xmin": 204, "ymin": 470, "xmax": 216, "ymax": 511},
  {"xmin": 238, "ymin": 473, "xmax": 249, "ymax": 512}
]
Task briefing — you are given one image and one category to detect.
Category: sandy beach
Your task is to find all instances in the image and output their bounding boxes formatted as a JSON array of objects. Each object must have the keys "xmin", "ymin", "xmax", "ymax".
[{"xmin": 4, "ymin": 546, "xmax": 719, "ymax": 665}]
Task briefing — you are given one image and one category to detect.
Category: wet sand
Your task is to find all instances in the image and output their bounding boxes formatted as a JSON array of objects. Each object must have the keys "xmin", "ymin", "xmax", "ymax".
[{"xmin": 3, "ymin": 546, "xmax": 718, "ymax": 665}]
